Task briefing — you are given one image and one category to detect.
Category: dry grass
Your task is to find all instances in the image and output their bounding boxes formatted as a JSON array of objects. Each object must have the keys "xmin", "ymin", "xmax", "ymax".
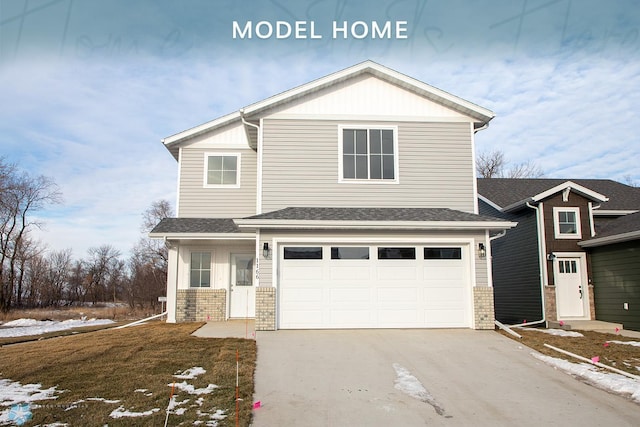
[
  {"xmin": 0, "ymin": 322, "xmax": 124, "ymax": 346},
  {"xmin": 0, "ymin": 322, "xmax": 257, "ymax": 426},
  {"xmin": 0, "ymin": 305, "xmax": 156, "ymax": 323},
  {"xmin": 499, "ymin": 328, "xmax": 640, "ymax": 375}
]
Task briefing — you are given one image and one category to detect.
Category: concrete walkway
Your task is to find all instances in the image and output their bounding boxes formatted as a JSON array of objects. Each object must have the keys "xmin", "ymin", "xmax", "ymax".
[
  {"xmin": 251, "ymin": 329, "xmax": 640, "ymax": 426},
  {"xmin": 191, "ymin": 319, "xmax": 255, "ymax": 339}
]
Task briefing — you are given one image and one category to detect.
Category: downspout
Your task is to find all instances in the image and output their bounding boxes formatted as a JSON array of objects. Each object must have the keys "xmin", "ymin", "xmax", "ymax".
[
  {"xmin": 240, "ymin": 109, "xmax": 262, "ymax": 214},
  {"xmin": 511, "ymin": 202, "xmax": 547, "ymax": 328},
  {"xmin": 589, "ymin": 203, "xmax": 601, "ymax": 237}
]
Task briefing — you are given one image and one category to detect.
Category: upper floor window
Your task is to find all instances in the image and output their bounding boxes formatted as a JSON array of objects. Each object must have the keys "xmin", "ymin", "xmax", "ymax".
[
  {"xmin": 339, "ymin": 127, "xmax": 398, "ymax": 183},
  {"xmin": 204, "ymin": 153, "xmax": 240, "ymax": 187},
  {"xmin": 553, "ymin": 207, "xmax": 582, "ymax": 239}
]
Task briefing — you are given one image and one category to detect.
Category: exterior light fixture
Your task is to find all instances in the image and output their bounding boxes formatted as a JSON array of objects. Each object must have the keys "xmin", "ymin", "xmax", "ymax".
[
  {"xmin": 547, "ymin": 252, "xmax": 556, "ymax": 261},
  {"xmin": 478, "ymin": 243, "xmax": 486, "ymax": 259},
  {"xmin": 263, "ymin": 242, "xmax": 270, "ymax": 259}
]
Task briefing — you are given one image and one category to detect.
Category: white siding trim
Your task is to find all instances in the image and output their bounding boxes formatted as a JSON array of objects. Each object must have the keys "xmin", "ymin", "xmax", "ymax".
[
  {"xmin": 470, "ymin": 122, "xmax": 479, "ymax": 214},
  {"xmin": 266, "ymin": 114, "xmax": 473, "ymax": 122},
  {"xmin": 176, "ymin": 147, "xmax": 182, "ymax": 216},
  {"xmin": 257, "ymin": 118, "xmax": 264, "ymax": 214},
  {"xmin": 484, "ymin": 230, "xmax": 493, "ymax": 287},
  {"xmin": 538, "ymin": 202, "xmax": 549, "ymax": 287},
  {"xmin": 553, "ymin": 206, "xmax": 582, "ymax": 240}
]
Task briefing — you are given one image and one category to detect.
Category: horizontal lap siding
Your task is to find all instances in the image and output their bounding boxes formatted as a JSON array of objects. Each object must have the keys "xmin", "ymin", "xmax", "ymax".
[
  {"xmin": 261, "ymin": 119, "xmax": 475, "ymax": 212},
  {"xmin": 591, "ymin": 241, "xmax": 640, "ymax": 331},
  {"xmin": 179, "ymin": 147, "xmax": 257, "ymax": 217}
]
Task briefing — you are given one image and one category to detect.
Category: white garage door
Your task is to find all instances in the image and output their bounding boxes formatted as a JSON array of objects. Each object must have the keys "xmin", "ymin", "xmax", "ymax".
[{"xmin": 278, "ymin": 244, "xmax": 471, "ymax": 329}]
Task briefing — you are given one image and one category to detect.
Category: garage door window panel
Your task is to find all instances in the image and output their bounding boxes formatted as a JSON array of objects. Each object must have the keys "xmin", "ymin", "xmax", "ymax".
[
  {"xmin": 283, "ymin": 247, "xmax": 323, "ymax": 260},
  {"xmin": 424, "ymin": 247, "xmax": 462, "ymax": 260},
  {"xmin": 331, "ymin": 247, "xmax": 370, "ymax": 260},
  {"xmin": 378, "ymin": 247, "xmax": 416, "ymax": 260}
]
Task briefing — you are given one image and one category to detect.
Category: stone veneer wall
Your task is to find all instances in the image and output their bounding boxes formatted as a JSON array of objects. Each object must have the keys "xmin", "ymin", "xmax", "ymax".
[
  {"xmin": 176, "ymin": 289, "xmax": 226, "ymax": 322},
  {"xmin": 473, "ymin": 287, "xmax": 495, "ymax": 330},
  {"xmin": 544, "ymin": 286, "xmax": 557, "ymax": 323},
  {"xmin": 255, "ymin": 287, "xmax": 276, "ymax": 331}
]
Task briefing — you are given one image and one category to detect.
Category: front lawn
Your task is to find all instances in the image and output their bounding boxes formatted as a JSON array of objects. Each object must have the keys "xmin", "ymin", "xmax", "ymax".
[{"xmin": 0, "ymin": 322, "xmax": 256, "ymax": 426}]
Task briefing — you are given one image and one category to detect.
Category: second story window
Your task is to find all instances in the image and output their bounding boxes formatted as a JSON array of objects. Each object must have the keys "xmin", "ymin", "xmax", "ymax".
[
  {"xmin": 553, "ymin": 207, "xmax": 582, "ymax": 239},
  {"xmin": 340, "ymin": 127, "xmax": 398, "ymax": 182},
  {"xmin": 204, "ymin": 153, "xmax": 240, "ymax": 187}
]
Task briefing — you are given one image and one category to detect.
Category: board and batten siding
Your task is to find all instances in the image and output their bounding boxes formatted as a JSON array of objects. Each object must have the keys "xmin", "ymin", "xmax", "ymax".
[
  {"xmin": 178, "ymin": 146, "xmax": 257, "ymax": 217},
  {"xmin": 260, "ymin": 119, "xmax": 476, "ymax": 213},
  {"xmin": 591, "ymin": 240, "xmax": 640, "ymax": 331}
]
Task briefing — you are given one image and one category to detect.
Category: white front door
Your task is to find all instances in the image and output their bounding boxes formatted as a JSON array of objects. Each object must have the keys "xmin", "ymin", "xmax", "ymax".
[
  {"xmin": 555, "ymin": 257, "xmax": 588, "ymax": 319},
  {"xmin": 230, "ymin": 254, "xmax": 255, "ymax": 318}
]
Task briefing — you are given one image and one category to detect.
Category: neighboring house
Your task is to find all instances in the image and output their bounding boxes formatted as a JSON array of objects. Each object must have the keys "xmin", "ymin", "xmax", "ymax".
[
  {"xmin": 478, "ymin": 178, "xmax": 640, "ymax": 330},
  {"xmin": 150, "ymin": 61, "xmax": 516, "ymax": 331}
]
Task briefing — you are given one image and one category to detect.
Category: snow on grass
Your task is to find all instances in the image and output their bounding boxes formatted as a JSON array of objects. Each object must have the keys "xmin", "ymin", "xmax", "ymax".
[
  {"xmin": 171, "ymin": 381, "xmax": 219, "ymax": 395},
  {"xmin": 0, "ymin": 318, "xmax": 114, "ymax": 337},
  {"xmin": 607, "ymin": 340, "xmax": 640, "ymax": 347},
  {"xmin": 109, "ymin": 405, "xmax": 160, "ymax": 418},
  {"xmin": 532, "ymin": 353, "xmax": 640, "ymax": 403},
  {"xmin": 517, "ymin": 327, "xmax": 584, "ymax": 337},
  {"xmin": 174, "ymin": 367, "xmax": 206, "ymax": 379},
  {"xmin": 392, "ymin": 363, "xmax": 446, "ymax": 416},
  {"xmin": 0, "ymin": 379, "xmax": 60, "ymax": 424}
]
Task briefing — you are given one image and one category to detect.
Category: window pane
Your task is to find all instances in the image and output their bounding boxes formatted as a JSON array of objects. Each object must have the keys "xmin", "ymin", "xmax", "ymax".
[
  {"xmin": 331, "ymin": 247, "xmax": 370, "ymax": 260},
  {"xmin": 424, "ymin": 247, "xmax": 462, "ymax": 259},
  {"xmin": 559, "ymin": 224, "xmax": 576, "ymax": 234},
  {"xmin": 284, "ymin": 247, "xmax": 323, "ymax": 259},
  {"xmin": 370, "ymin": 130, "xmax": 381, "ymax": 154},
  {"xmin": 382, "ymin": 130, "xmax": 394, "ymax": 154},
  {"xmin": 355, "ymin": 130, "xmax": 368, "ymax": 154},
  {"xmin": 343, "ymin": 130, "xmax": 354, "ymax": 154},
  {"xmin": 200, "ymin": 270, "xmax": 210, "ymax": 287},
  {"xmin": 223, "ymin": 155, "xmax": 237, "ymax": 170},
  {"xmin": 571, "ymin": 261, "xmax": 577, "ymax": 273},
  {"xmin": 223, "ymin": 170, "xmax": 237, "ymax": 185},
  {"xmin": 343, "ymin": 154, "xmax": 355, "ymax": 179},
  {"xmin": 382, "ymin": 155, "xmax": 395, "ymax": 179},
  {"xmin": 370, "ymin": 154, "xmax": 382, "ymax": 179},
  {"xmin": 208, "ymin": 156, "xmax": 223, "ymax": 170},
  {"xmin": 191, "ymin": 253, "xmax": 201, "ymax": 269},
  {"xmin": 378, "ymin": 247, "xmax": 416, "ymax": 259},
  {"xmin": 201, "ymin": 252, "xmax": 211, "ymax": 266},
  {"xmin": 355, "ymin": 155, "xmax": 368, "ymax": 179},
  {"xmin": 559, "ymin": 261, "xmax": 565, "ymax": 273}
]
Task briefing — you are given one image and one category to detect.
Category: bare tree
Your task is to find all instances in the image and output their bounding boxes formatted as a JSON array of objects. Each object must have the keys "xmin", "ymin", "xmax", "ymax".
[
  {"xmin": 85, "ymin": 245, "xmax": 122, "ymax": 304},
  {"xmin": 0, "ymin": 158, "xmax": 61, "ymax": 311},
  {"xmin": 477, "ymin": 150, "xmax": 544, "ymax": 179},
  {"xmin": 622, "ymin": 175, "xmax": 638, "ymax": 187}
]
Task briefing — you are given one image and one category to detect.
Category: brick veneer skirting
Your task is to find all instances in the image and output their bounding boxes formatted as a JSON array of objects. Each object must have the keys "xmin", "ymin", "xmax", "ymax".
[
  {"xmin": 473, "ymin": 287, "xmax": 495, "ymax": 330},
  {"xmin": 544, "ymin": 286, "xmax": 557, "ymax": 322},
  {"xmin": 255, "ymin": 287, "xmax": 276, "ymax": 331},
  {"xmin": 176, "ymin": 289, "xmax": 226, "ymax": 322}
]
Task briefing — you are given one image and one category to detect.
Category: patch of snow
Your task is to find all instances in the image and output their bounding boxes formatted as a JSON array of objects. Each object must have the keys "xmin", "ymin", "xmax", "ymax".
[
  {"xmin": 532, "ymin": 353, "xmax": 640, "ymax": 403},
  {"xmin": 0, "ymin": 379, "xmax": 60, "ymax": 424},
  {"xmin": 171, "ymin": 381, "xmax": 219, "ymax": 395},
  {"xmin": 174, "ymin": 367, "xmax": 206, "ymax": 379},
  {"xmin": 109, "ymin": 405, "xmax": 160, "ymax": 418},
  {"xmin": 608, "ymin": 340, "xmax": 640, "ymax": 347},
  {"xmin": 392, "ymin": 363, "xmax": 446, "ymax": 416},
  {"xmin": 135, "ymin": 388, "xmax": 153, "ymax": 396},
  {"xmin": 0, "ymin": 318, "xmax": 115, "ymax": 338},
  {"xmin": 85, "ymin": 397, "xmax": 121, "ymax": 404},
  {"xmin": 518, "ymin": 328, "xmax": 584, "ymax": 337}
]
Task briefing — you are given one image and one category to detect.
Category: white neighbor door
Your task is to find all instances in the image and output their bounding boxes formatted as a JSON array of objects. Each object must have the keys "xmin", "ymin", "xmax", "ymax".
[
  {"xmin": 230, "ymin": 254, "xmax": 255, "ymax": 318},
  {"xmin": 555, "ymin": 257, "xmax": 587, "ymax": 318}
]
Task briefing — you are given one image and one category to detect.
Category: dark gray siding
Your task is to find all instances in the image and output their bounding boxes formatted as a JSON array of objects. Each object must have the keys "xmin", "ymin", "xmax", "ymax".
[
  {"xmin": 489, "ymin": 208, "xmax": 543, "ymax": 324},
  {"xmin": 591, "ymin": 240, "xmax": 640, "ymax": 331}
]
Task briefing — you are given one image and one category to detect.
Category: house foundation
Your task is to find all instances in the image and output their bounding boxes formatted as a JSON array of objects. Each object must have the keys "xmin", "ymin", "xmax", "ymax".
[
  {"xmin": 176, "ymin": 289, "xmax": 226, "ymax": 322},
  {"xmin": 255, "ymin": 287, "xmax": 276, "ymax": 331},
  {"xmin": 473, "ymin": 287, "xmax": 495, "ymax": 330}
]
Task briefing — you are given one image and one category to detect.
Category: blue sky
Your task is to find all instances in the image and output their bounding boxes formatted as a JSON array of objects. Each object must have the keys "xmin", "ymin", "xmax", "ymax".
[{"xmin": 1, "ymin": 0, "xmax": 639, "ymax": 257}]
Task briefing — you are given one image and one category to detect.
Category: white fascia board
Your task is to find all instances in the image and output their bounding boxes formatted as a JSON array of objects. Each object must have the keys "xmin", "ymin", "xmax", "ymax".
[
  {"xmin": 148, "ymin": 232, "xmax": 256, "ymax": 240},
  {"xmin": 532, "ymin": 181, "xmax": 609, "ymax": 203},
  {"xmin": 579, "ymin": 231, "xmax": 640, "ymax": 247},
  {"xmin": 503, "ymin": 198, "xmax": 534, "ymax": 212},
  {"xmin": 477, "ymin": 194, "xmax": 504, "ymax": 212},
  {"xmin": 162, "ymin": 111, "xmax": 242, "ymax": 146},
  {"xmin": 593, "ymin": 209, "xmax": 639, "ymax": 216},
  {"xmin": 234, "ymin": 219, "xmax": 517, "ymax": 231}
]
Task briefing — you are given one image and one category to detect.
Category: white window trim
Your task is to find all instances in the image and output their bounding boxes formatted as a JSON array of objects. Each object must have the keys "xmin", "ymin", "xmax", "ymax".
[
  {"xmin": 203, "ymin": 152, "xmax": 241, "ymax": 188},
  {"xmin": 337, "ymin": 125, "xmax": 399, "ymax": 184},
  {"xmin": 189, "ymin": 250, "xmax": 213, "ymax": 288},
  {"xmin": 553, "ymin": 207, "xmax": 582, "ymax": 239}
]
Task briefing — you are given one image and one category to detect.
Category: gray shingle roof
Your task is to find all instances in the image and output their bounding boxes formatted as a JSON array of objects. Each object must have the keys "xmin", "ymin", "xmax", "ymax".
[
  {"xmin": 477, "ymin": 178, "xmax": 640, "ymax": 210},
  {"xmin": 588, "ymin": 211, "xmax": 640, "ymax": 240},
  {"xmin": 150, "ymin": 218, "xmax": 242, "ymax": 234},
  {"xmin": 243, "ymin": 207, "xmax": 506, "ymax": 222}
]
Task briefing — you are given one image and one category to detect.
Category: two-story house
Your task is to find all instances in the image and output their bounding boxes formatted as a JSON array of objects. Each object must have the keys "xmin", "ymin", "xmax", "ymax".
[
  {"xmin": 150, "ymin": 61, "xmax": 516, "ymax": 331},
  {"xmin": 478, "ymin": 178, "xmax": 640, "ymax": 330}
]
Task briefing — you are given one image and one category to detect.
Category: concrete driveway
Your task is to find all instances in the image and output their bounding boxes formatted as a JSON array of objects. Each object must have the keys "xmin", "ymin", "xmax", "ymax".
[{"xmin": 252, "ymin": 329, "xmax": 640, "ymax": 426}]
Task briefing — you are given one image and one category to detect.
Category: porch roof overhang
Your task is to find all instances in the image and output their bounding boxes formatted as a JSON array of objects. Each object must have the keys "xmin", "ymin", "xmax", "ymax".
[{"xmin": 148, "ymin": 218, "xmax": 255, "ymax": 241}]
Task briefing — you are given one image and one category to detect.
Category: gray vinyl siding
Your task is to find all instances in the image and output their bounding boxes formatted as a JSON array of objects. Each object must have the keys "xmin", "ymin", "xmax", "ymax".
[
  {"xmin": 178, "ymin": 147, "xmax": 257, "ymax": 217},
  {"xmin": 490, "ymin": 209, "xmax": 543, "ymax": 324},
  {"xmin": 261, "ymin": 119, "xmax": 475, "ymax": 213},
  {"xmin": 591, "ymin": 240, "xmax": 640, "ymax": 331}
]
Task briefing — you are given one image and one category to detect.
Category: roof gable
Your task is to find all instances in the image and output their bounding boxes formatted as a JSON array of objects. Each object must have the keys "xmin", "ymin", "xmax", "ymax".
[
  {"xmin": 580, "ymin": 211, "xmax": 640, "ymax": 247},
  {"xmin": 477, "ymin": 178, "xmax": 640, "ymax": 212},
  {"xmin": 162, "ymin": 61, "xmax": 495, "ymax": 158}
]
